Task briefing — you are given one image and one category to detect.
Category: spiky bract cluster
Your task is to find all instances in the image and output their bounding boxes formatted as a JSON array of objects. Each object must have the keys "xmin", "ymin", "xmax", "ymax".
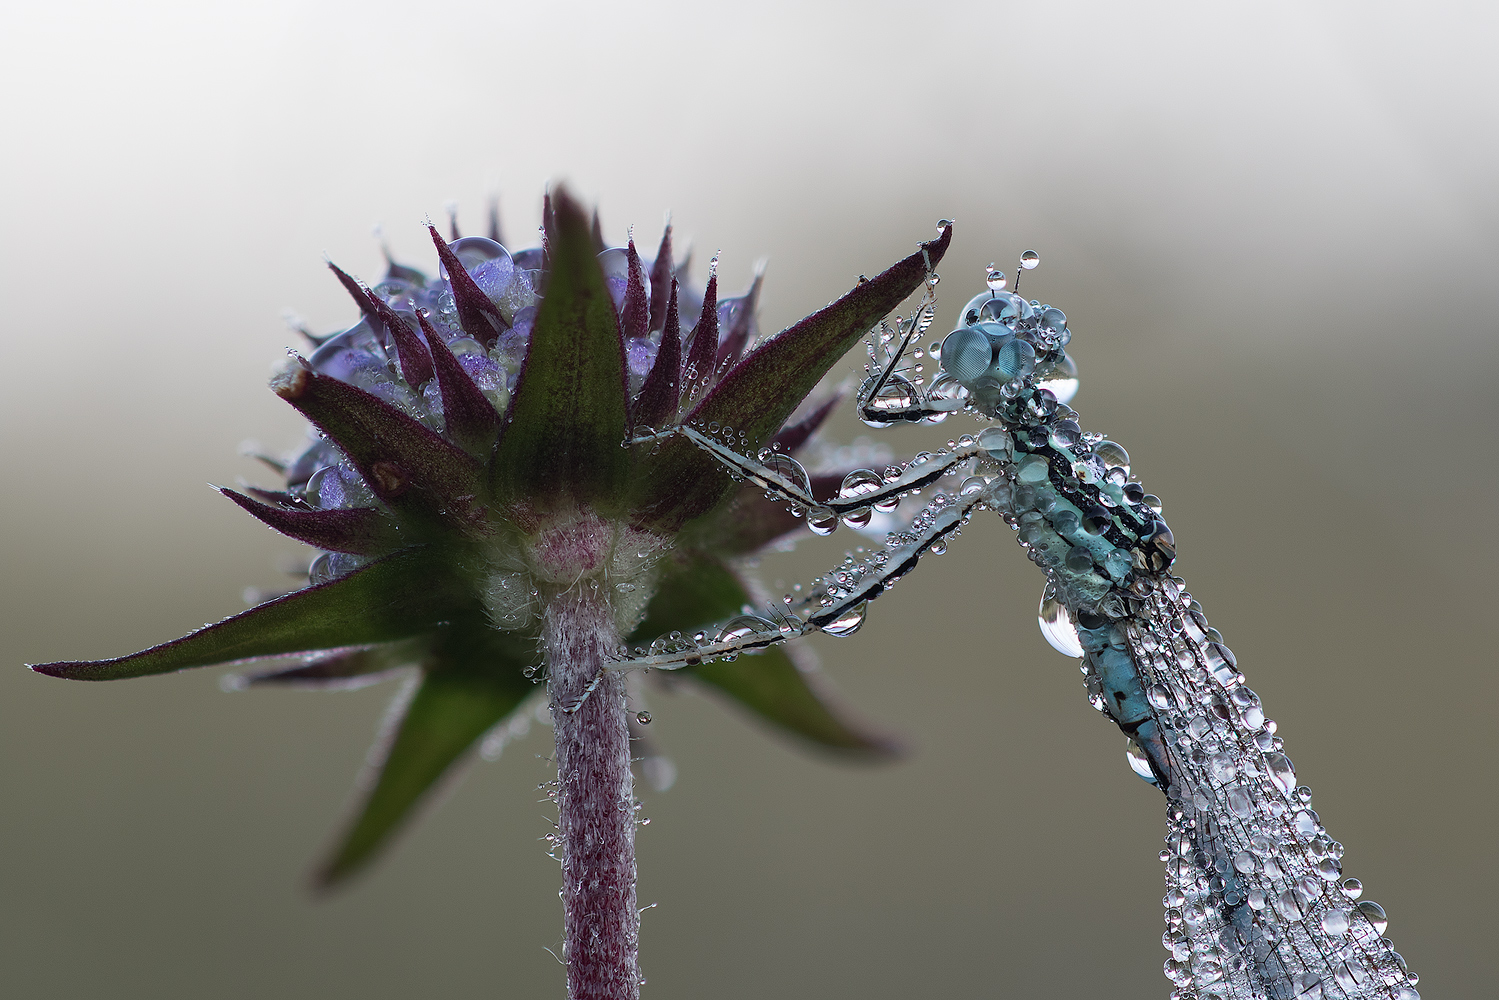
[{"xmin": 33, "ymin": 189, "xmax": 951, "ymax": 885}]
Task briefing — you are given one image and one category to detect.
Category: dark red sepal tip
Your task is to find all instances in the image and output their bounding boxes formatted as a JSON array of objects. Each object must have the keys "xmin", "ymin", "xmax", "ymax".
[
  {"xmin": 622, "ymin": 238, "xmax": 649, "ymax": 341},
  {"xmin": 648, "ymin": 224, "xmax": 673, "ymax": 333},
  {"xmin": 633, "ymin": 278, "xmax": 682, "ymax": 429},
  {"xmin": 427, "ymin": 226, "xmax": 505, "ymax": 349},
  {"xmin": 220, "ymin": 488, "xmax": 396, "ymax": 556},
  {"xmin": 415, "ymin": 309, "xmax": 501, "ymax": 457}
]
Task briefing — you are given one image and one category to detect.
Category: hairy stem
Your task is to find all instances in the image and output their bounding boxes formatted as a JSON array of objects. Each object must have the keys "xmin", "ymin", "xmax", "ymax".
[{"xmin": 545, "ymin": 585, "xmax": 639, "ymax": 1000}]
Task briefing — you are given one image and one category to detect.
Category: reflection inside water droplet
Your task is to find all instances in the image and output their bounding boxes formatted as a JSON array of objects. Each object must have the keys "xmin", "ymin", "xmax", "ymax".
[{"xmin": 1038, "ymin": 586, "xmax": 1084, "ymax": 657}]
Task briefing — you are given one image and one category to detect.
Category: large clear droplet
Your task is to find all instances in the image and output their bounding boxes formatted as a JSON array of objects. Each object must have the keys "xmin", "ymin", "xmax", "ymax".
[
  {"xmin": 976, "ymin": 426, "xmax": 1013, "ymax": 462},
  {"xmin": 1265, "ymin": 752, "xmax": 1297, "ymax": 793},
  {"xmin": 1355, "ymin": 900, "xmax": 1388, "ymax": 935},
  {"xmin": 858, "ymin": 372, "xmax": 919, "ymax": 428},
  {"xmin": 985, "ymin": 265, "xmax": 1007, "ymax": 291},
  {"xmin": 821, "ymin": 600, "xmax": 867, "ymax": 637},
  {"xmin": 807, "ymin": 507, "xmax": 838, "ymax": 536},
  {"xmin": 1035, "ymin": 352, "xmax": 1080, "ymax": 404},
  {"xmin": 1019, "ymin": 250, "xmax": 1040, "ymax": 270},
  {"xmin": 1125, "ymin": 738, "xmax": 1159, "ymax": 785},
  {"xmin": 763, "ymin": 453, "xmax": 812, "ymax": 496},
  {"xmin": 1038, "ymin": 586, "xmax": 1084, "ymax": 657},
  {"xmin": 1320, "ymin": 908, "xmax": 1350, "ymax": 936},
  {"xmin": 716, "ymin": 615, "xmax": 780, "ymax": 644},
  {"xmin": 1094, "ymin": 440, "xmax": 1130, "ymax": 474}
]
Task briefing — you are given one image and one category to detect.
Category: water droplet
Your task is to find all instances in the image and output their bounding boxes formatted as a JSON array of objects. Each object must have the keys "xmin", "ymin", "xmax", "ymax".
[
  {"xmin": 1208, "ymin": 752, "xmax": 1238, "ymax": 783},
  {"xmin": 1125, "ymin": 738, "xmax": 1159, "ymax": 785},
  {"xmin": 1017, "ymin": 454, "xmax": 1050, "ymax": 485},
  {"xmin": 1356, "ymin": 900, "xmax": 1388, "ymax": 935},
  {"xmin": 716, "ymin": 615, "xmax": 780, "ymax": 645},
  {"xmin": 985, "ymin": 265, "xmax": 1007, "ymax": 291},
  {"xmin": 821, "ymin": 600, "xmax": 867, "ymax": 637},
  {"xmin": 763, "ymin": 453, "xmax": 811, "ymax": 496},
  {"xmin": 636, "ymin": 711, "xmax": 652, "ymax": 725},
  {"xmin": 1019, "ymin": 249, "xmax": 1040, "ymax": 269},
  {"xmin": 976, "ymin": 293, "xmax": 1033, "ymax": 327},
  {"xmin": 1340, "ymin": 877, "xmax": 1363, "ymax": 899},
  {"xmin": 930, "ymin": 539, "xmax": 947, "ymax": 555},
  {"xmin": 1265, "ymin": 752, "xmax": 1296, "ymax": 793},
  {"xmin": 1293, "ymin": 972, "xmax": 1322, "ymax": 1000},
  {"xmin": 807, "ymin": 507, "xmax": 838, "ymax": 536},
  {"xmin": 1094, "ymin": 440, "xmax": 1130, "ymax": 474},
  {"xmin": 976, "ymin": 426, "xmax": 1013, "ymax": 462},
  {"xmin": 1147, "ymin": 683, "xmax": 1173, "ymax": 710},
  {"xmin": 1038, "ymin": 587, "xmax": 1084, "ymax": 657},
  {"xmin": 1320, "ymin": 908, "xmax": 1350, "ymax": 936}
]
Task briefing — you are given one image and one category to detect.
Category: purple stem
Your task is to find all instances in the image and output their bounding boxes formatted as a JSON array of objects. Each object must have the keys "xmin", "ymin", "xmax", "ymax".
[{"xmin": 545, "ymin": 587, "xmax": 640, "ymax": 1000}]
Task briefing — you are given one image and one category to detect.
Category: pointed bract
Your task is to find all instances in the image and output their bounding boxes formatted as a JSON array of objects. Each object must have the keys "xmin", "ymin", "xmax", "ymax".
[
  {"xmin": 714, "ymin": 269, "xmax": 762, "ymax": 368},
  {"xmin": 491, "ymin": 187, "xmax": 629, "ymax": 506},
  {"xmin": 221, "ymin": 489, "xmax": 396, "ymax": 555},
  {"xmin": 487, "ymin": 199, "xmax": 503, "ymax": 245},
  {"xmin": 771, "ymin": 393, "xmax": 843, "ymax": 455},
  {"xmin": 327, "ymin": 262, "xmax": 379, "ymax": 323},
  {"xmin": 648, "ymin": 225, "xmax": 673, "ymax": 332},
  {"xmin": 681, "ymin": 270, "xmax": 718, "ymax": 390},
  {"xmin": 315, "ymin": 624, "xmax": 535, "ymax": 887},
  {"xmin": 30, "ymin": 549, "xmax": 467, "ymax": 681},
  {"xmin": 633, "ymin": 279, "xmax": 681, "ymax": 430},
  {"xmin": 272, "ymin": 366, "xmax": 485, "ymax": 528},
  {"xmin": 367, "ymin": 291, "xmax": 435, "ymax": 389},
  {"xmin": 631, "ymin": 224, "xmax": 951, "ymax": 531},
  {"xmin": 589, "ymin": 209, "xmax": 606, "ymax": 255},
  {"xmin": 621, "ymin": 239, "xmax": 649, "ymax": 341},
  {"xmin": 428, "ymin": 225, "xmax": 505, "ymax": 348},
  {"xmin": 416, "ymin": 310, "xmax": 501, "ymax": 457}
]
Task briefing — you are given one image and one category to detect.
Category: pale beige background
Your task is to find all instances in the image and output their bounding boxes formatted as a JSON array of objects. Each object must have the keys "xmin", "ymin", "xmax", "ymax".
[{"xmin": 2, "ymin": 1, "xmax": 1493, "ymax": 997}]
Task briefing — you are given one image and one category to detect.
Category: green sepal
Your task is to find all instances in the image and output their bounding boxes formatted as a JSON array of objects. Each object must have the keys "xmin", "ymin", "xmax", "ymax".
[
  {"xmin": 631, "ymin": 554, "xmax": 895, "ymax": 757},
  {"xmin": 30, "ymin": 548, "xmax": 468, "ymax": 681},
  {"xmin": 315, "ymin": 621, "xmax": 536, "ymax": 887},
  {"xmin": 630, "ymin": 224, "xmax": 951, "ymax": 532},
  {"xmin": 491, "ymin": 186, "xmax": 629, "ymax": 508}
]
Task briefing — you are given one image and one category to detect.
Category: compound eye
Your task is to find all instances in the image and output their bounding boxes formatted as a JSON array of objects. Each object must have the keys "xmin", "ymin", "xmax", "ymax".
[
  {"xmin": 940, "ymin": 326, "xmax": 995, "ymax": 382},
  {"xmin": 992, "ymin": 337, "xmax": 1037, "ymax": 382}
]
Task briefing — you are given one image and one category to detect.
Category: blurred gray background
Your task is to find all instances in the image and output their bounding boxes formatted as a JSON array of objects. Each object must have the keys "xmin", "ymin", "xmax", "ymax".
[{"xmin": 2, "ymin": 1, "xmax": 1493, "ymax": 996}]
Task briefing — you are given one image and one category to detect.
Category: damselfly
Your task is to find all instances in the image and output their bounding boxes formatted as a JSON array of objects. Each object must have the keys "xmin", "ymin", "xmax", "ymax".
[{"xmin": 613, "ymin": 234, "xmax": 1421, "ymax": 1000}]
